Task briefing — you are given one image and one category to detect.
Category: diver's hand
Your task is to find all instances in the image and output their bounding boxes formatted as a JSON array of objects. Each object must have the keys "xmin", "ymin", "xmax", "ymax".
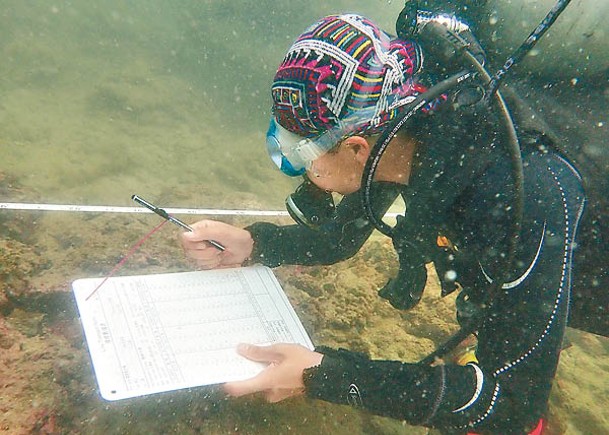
[
  {"xmin": 378, "ymin": 262, "xmax": 427, "ymax": 310},
  {"xmin": 180, "ymin": 219, "xmax": 254, "ymax": 269},
  {"xmin": 224, "ymin": 343, "xmax": 323, "ymax": 403}
]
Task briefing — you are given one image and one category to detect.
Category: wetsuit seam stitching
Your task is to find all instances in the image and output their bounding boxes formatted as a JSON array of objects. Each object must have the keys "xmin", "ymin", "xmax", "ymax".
[
  {"xmin": 493, "ymin": 165, "xmax": 571, "ymax": 377},
  {"xmin": 421, "ymin": 364, "xmax": 446, "ymax": 425},
  {"xmin": 465, "ymin": 379, "xmax": 501, "ymax": 429}
]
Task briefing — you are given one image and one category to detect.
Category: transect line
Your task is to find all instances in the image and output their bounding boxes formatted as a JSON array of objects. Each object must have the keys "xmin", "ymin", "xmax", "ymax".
[
  {"xmin": 0, "ymin": 202, "xmax": 401, "ymax": 218},
  {"xmin": 0, "ymin": 202, "xmax": 289, "ymax": 216}
]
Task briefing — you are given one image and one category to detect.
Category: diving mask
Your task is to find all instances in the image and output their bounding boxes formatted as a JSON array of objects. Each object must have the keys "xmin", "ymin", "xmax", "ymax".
[{"xmin": 265, "ymin": 117, "xmax": 343, "ymax": 177}]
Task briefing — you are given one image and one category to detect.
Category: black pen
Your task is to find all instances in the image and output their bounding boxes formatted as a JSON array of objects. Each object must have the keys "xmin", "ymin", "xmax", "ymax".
[{"xmin": 132, "ymin": 195, "xmax": 226, "ymax": 251}]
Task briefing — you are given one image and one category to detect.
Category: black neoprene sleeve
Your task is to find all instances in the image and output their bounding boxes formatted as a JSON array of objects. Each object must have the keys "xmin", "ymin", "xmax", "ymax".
[
  {"xmin": 303, "ymin": 347, "xmax": 491, "ymax": 428},
  {"xmin": 245, "ymin": 183, "xmax": 400, "ymax": 267}
]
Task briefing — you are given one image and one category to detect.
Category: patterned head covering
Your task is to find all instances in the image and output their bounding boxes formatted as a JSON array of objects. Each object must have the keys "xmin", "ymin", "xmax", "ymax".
[{"xmin": 271, "ymin": 14, "xmax": 426, "ymax": 139}]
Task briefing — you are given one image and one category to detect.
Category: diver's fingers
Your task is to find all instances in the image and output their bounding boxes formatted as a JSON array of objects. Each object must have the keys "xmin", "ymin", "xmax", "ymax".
[
  {"xmin": 179, "ymin": 220, "xmax": 254, "ymax": 269},
  {"xmin": 224, "ymin": 343, "xmax": 319, "ymax": 402},
  {"xmin": 180, "ymin": 224, "xmax": 212, "ymax": 246},
  {"xmin": 223, "ymin": 344, "xmax": 284, "ymax": 397},
  {"xmin": 179, "ymin": 221, "xmax": 224, "ymax": 266},
  {"xmin": 183, "ymin": 244, "xmax": 227, "ymax": 272},
  {"xmin": 188, "ymin": 220, "xmax": 235, "ymax": 242},
  {"xmin": 184, "ymin": 244, "xmax": 221, "ymax": 260},
  {"xmin": 236, "ymin": 343, "xmax": 285, "ymax": 363},
  {"xmin": 223, "ymin": 367, "xmax": 274, "ymax": 398}
]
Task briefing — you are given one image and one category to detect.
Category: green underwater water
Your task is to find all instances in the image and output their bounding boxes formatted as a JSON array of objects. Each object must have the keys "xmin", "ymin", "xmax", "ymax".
[
  {"xmin": 1, "ymin": 1, "xmax": 609, "ymax": 434},
  {"xmin": 0, "ymin": 0, "xmax": 406, "ymax": 208}
]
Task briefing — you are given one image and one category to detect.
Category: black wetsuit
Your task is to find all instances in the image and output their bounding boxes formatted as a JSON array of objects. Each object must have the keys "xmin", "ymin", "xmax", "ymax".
[{"xmin": 246, "ymin": 131, "xmax": 585, "ymax": 433}]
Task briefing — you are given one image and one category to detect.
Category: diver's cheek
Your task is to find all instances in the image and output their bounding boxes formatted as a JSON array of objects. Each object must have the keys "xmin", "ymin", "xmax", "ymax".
[{"xmin": 306, "ymin": 166, "xmax": 332, "ymax": 186}]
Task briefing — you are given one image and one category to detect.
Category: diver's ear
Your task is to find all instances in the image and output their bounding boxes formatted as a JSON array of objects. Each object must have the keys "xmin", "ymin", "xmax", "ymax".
[{"xmin": 342, "ymin": 136, "xmax": 370, "ymax": 165}]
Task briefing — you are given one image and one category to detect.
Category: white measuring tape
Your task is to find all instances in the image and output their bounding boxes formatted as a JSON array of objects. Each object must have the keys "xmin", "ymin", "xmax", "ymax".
[
  {"xmin": 0, "ymin": 202, "xmax": 401, "ymax": 217},
  {"xmin": 0, "ymin": 202, "xmax": 289, "ymax": 217}
]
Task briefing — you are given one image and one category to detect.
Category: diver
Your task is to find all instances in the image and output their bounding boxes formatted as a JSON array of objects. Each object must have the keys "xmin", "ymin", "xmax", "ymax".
[{"xmin": 179, "ymin": 12, "xmax": 585, "ymax": 434}]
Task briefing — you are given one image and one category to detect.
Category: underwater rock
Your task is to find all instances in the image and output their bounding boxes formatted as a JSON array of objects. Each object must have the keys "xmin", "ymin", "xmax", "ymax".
[
  {"xmin": 0, "ymin": 318, "xmax": 17, "ymax": 349},
  {"xmin": 5, "ymin": 308, "xmax": 44, "ymax": 338},
  {"xmin": 0, "ymin": 239, "xmax": 45, "ymax": 304}
]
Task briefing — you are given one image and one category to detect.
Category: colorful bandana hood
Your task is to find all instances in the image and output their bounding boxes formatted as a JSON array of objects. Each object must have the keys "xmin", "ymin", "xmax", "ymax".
[{"xmin": 271, "ymin": 14, "xmax": 425, "ymax": 139}]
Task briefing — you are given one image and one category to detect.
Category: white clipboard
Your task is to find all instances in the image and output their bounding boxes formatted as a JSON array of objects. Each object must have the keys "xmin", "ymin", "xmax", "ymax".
[{"xmin": 72, "ymin": 266, "xmax": 313, "ymax": 401}]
